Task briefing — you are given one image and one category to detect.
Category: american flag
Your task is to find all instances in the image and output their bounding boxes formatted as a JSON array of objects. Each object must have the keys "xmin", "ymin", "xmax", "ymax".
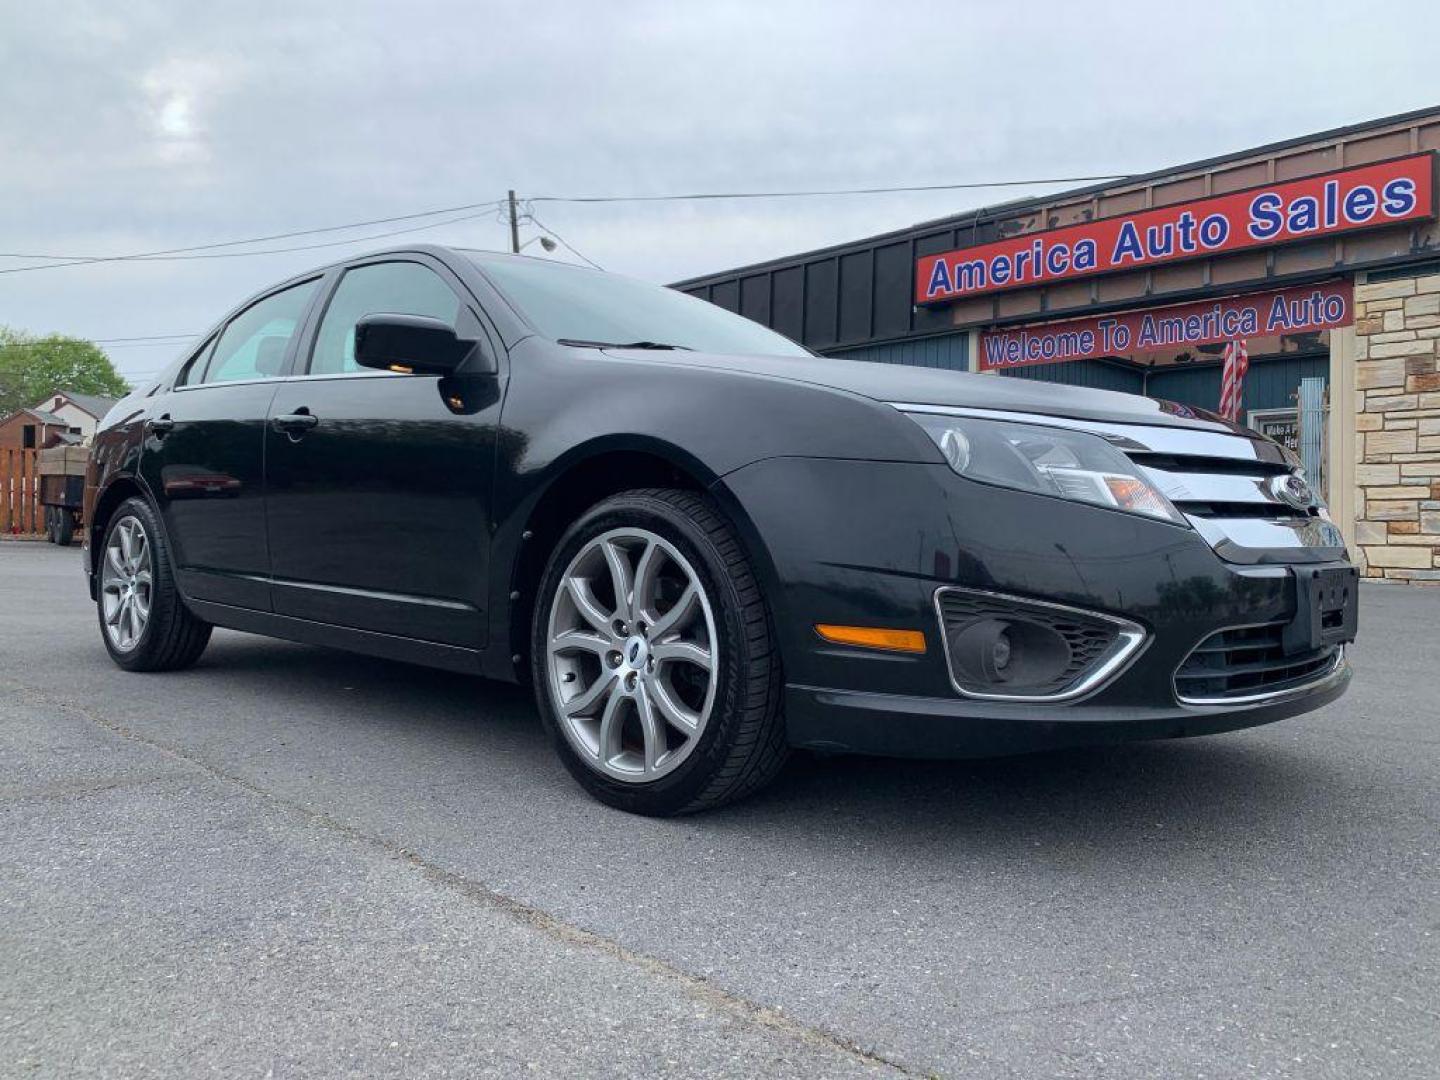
[{"xmin": 1217, "ymin": 339, "xmax": 1249, "ymax": 423}]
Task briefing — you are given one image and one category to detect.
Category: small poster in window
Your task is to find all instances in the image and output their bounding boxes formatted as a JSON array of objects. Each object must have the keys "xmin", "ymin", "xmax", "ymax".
[{"xmin": 1249, "ymin": 408, "xmax": 1300, "ymax": 452}]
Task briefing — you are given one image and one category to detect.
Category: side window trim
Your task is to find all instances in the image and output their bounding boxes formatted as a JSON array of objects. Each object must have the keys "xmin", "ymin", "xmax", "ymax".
[
  {"xmin": 175, "ymin": 334, "xmax": 217, "ymax": 388},
  {"xmin": 284, "ymin": 265, "xmax": 341, "ymax": 381}
]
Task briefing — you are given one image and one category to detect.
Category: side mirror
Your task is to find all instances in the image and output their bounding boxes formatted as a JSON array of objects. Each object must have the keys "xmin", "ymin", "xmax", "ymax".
[{"xmin": 353, "ymin": 313, "xmax": 484, "ymax": 376}]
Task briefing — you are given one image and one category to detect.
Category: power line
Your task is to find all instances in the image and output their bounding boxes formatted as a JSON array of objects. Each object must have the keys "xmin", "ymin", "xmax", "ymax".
[
  {"xmin": 0, "ymin": 333, "xmax": 196, "ymax": 347},
  {"xmin": 0, "ymin": 171, "xmax": 1130, "ymax": 277},
  {"xmin": 528, "ymin": 174, "xmax": 1130, "ymax": 204},
  {"xmin": 1, "ymin": 338, "xmax": 197, "ymax": 351},
  {"xmin": 522, "ymin": 209, "xmax": 605, "ymax": 270},
  {"xmin": 0, "ymin": 201, "xmax": 506, "ymax": 276},
  {"xmin": 84, "ymin": 208, "xmax": 499, "ymax": 265},
  {"xmin": 89, "ymin": 333, "xmax": 198, "ymax": 343},
  {"xmin": 4, "ymin": 170, "xmax": 1133, "ymax": 351}
]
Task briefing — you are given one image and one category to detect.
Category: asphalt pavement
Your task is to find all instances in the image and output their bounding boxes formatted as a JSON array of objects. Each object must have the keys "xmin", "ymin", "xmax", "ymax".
[{"xmin": 2, "ymin": 541, "xmax": 1437, "ymax": 1079}]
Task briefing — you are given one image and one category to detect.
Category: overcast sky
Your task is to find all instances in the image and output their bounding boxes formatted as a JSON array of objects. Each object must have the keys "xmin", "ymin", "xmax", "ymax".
[{"xmin": 2, "ymin": 0, "xmax": 1437, "ymax": 385}]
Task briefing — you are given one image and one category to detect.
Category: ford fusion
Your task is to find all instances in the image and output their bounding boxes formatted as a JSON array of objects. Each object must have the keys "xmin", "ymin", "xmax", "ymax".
[{"xmin": 84, "ymin": 245, "xmax": 1357, "ymax": 815}]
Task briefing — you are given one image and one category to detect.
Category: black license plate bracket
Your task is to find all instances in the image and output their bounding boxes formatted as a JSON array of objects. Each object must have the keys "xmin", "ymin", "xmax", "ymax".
[{"xmin": 1283, "ymin": 565, "xmax": 1358, "ymax": 655}]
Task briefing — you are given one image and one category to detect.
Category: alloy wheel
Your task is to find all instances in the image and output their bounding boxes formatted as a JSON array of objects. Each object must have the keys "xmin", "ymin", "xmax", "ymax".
[
  {"xmin": 545, "ymin": 528, "xmax": 718, "ymax": 782},
  {"xmin": 101, "ymin": 516, "xmax": 153, "ymax": 652}
]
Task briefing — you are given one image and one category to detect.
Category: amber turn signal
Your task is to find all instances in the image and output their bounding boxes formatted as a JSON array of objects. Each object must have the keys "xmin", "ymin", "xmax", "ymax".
[{"xmin": 815, "ymin": 624, "xmax": 927, "ymax": 654}]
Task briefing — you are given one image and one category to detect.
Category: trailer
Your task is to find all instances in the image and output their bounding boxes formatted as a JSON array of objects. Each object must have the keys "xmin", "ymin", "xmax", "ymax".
[{"xmin": 38, "ymin": 445, "xmax": 87, "ymax": 546}]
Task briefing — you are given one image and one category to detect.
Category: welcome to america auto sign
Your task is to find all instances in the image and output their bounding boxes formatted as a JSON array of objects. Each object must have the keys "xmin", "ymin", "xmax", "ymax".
[
  {"xmin": 977, "ymin": 281, "xmax": 1352, "ymax": 371},
  {"xmin": 916, "ymin": 153, "xmax": 1435, "ymax": 305}
]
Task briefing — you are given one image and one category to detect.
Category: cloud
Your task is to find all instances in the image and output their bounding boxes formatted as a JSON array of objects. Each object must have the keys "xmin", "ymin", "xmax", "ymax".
[
  {"xmin": 2, "ymin": 0, "xmax": 1438, "ymax": 383},
  {"xmin": 139, "ymin": 55, "xmax": 233, "ymax": 165}
]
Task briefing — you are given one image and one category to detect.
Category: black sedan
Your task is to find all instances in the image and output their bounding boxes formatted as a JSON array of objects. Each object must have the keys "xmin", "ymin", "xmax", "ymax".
[{"xmin": 84, "ymin": 245, "xmax": 1357, "ymax": 814}]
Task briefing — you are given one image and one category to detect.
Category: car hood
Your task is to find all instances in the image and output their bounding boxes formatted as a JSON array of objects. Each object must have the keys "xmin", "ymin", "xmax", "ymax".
[{"xmin": 604, "ymin": 347, "xmax": 1248, "ymax": 434}]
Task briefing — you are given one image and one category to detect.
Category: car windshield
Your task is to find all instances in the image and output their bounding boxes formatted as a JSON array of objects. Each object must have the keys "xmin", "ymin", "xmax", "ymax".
[{"xmin": 466, "ymin": 252, "xmax": 810, "ymax": 358}]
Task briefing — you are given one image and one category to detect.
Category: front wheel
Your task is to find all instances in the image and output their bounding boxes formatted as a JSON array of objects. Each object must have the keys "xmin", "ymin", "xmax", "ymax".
[
  {"xmin": 532, "ymin": 489, "xmax": 787, "ymax": 815},
  {"xmin": 97, "ymin": 497, "xmax": 212, "ymax": 671}
]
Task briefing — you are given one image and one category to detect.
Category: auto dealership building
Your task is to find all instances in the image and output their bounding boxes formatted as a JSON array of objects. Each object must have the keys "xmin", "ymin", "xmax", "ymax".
[{"xmin": 677, "ymin": 107, "xmax": 1440, "ymax": 582}]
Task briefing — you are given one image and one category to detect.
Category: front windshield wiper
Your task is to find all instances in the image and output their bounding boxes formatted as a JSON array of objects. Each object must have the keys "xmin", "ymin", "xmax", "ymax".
[{"xmin": 557, "ymin": 338, "xmax": 693, "ymax": 351}]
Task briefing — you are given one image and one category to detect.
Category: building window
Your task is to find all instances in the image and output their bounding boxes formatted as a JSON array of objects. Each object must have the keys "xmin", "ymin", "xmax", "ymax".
[{"xmin": 22, "ymin": 425, "xmax": 36, "ymax": 449}]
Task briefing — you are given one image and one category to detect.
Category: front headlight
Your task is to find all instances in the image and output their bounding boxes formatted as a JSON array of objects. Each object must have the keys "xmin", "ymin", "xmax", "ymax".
[{"xmin": 904, "ymin": 411, "xmax": 1187, "ymax": 525}]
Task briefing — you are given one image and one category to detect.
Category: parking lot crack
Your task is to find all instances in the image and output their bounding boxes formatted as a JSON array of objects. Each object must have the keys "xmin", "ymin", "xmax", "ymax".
[{"xmin": 1, "ymin": 771, "xmax": 188, "ymax": 804}]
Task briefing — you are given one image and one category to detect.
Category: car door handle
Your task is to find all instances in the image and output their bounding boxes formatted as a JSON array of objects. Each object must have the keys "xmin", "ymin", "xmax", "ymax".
[
  {"xmin": 146, "ymin": 414, "xmax": 174, "ymax": 437},
  {"xmin": 272, "ymin": 411, "xmax": 319, "ymax": 434}
]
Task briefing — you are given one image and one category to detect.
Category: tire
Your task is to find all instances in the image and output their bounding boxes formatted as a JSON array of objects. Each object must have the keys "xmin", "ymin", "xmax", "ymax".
[
  {"xmin": 531, "ymin": 488, "xmax": 788, "ymax": 815},
  {"xmin": 54, "ymin": 509, "xmax": 75, "ymax": 546},
  {"xmin": 97, "ymin": 496, "xmax": 212, "ymax": 672}
]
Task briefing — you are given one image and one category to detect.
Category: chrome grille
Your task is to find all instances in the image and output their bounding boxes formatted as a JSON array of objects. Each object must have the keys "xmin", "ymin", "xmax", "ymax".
[
  {"xmin": 1131, "ymin": 450, "xmax": 1346, "ymax": 559},
  {"xmin": 1098, "ymin": 425, "xmax": 1348, "ymax": 560},
  {"xmin": 1174, "ymin": 623, "xmax": 1341, "ymax": 703}
]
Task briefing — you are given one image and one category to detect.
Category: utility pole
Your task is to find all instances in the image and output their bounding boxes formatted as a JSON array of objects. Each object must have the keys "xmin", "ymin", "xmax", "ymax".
[{"xmin": 507, "ymin": 190, "xmax": 520, "ymax": 253}]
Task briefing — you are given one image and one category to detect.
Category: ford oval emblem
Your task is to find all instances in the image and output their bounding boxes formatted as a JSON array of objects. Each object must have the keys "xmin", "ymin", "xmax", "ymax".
[{"xmin": 1271, "ymin": 473, "xmax": 1313, "ymax": 510}]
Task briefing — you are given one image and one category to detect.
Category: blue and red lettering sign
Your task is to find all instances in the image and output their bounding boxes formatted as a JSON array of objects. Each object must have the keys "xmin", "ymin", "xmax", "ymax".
[
  {"xmin": 977, "ymin": 281, "xmax": 1353, "ymax": 371},
  {"xmin": 918, "ymin": 154, "xmax": 1434, "ymax": 304}
]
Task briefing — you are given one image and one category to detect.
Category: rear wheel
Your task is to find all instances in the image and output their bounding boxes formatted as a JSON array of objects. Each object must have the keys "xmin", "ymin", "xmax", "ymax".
[
  {"xmin": 532, "ymin": 489, "xmax": 787, "ymax": 815},
  {"xmin": 54, "ymin": 509, "xmax": 75, "ymax": 546},
  {"xmin": 98, "ymin": 497, "xmax": 212, "ymax": 671}
]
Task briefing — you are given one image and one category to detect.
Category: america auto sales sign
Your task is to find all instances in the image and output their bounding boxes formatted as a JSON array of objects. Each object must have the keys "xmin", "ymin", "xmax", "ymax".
[{"xmin": 916, "ymin": 153, "xmax": 1435, "ymax": 305}]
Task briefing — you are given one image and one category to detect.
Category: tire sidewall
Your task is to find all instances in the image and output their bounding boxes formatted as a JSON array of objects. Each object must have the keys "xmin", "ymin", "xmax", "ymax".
[
  {"xmin": 97, "ymin": 497, "xmax": 179, "ymax": 670},
  {"xmin": 531, "ymin": 493, "xmax": 756, "ymax": 814}
]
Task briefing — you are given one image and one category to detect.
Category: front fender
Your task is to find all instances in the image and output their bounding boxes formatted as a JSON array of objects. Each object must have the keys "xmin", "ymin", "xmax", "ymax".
[{"xmin": 83, "ymin": 404, "xmax": 155, "ymax": 587}]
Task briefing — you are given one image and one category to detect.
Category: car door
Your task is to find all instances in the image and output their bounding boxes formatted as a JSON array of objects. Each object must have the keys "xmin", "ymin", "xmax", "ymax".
[
  {"xmin": 140, "ymin": 276, "xmax": 322, "ymax": 611},
  {"xmin": 263, "ymin": 256, "xmax": 503, "ymax": 648}
]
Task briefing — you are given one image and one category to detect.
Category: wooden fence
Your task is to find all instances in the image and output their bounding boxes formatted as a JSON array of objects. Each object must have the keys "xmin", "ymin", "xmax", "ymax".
[{"xmin": 1, "ymin": 448, "xmax": 43, "ymax": 535}]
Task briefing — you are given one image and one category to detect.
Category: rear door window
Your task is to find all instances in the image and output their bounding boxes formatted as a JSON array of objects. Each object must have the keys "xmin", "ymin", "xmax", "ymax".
[
  {"xmin": 174, "ymin": 336, "xmax": 215, "ymax": 388},
  {"xmin": 198, "ymin": 278, "xmax": 320, "ymax": 385}
]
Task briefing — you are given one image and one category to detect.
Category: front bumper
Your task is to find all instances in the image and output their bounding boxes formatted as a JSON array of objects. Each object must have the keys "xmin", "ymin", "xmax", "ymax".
[
  {"xmin": 784, "ymin": 656, "xmax": 1349, "ymax": 757},
  {"xmin": 714, "ymin": 456, "xmax": 1354, "ymax": 758}
]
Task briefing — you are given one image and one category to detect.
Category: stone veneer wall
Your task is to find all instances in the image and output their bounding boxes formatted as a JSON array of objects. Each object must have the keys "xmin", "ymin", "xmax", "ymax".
[{"xmin": 1352, "ymin": 273, "xmax": 1440, "ymax": 583}]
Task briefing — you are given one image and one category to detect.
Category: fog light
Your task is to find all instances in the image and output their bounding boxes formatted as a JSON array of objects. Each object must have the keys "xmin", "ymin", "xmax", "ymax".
[
  {"xmin": 951, "ymin": 617, "xmax": 1070, "ymax": 688},
  {"xmin": 935, "ymin": 587, "xmax": 1148, "ymax": 702},
  {"xmin": 991, "ymin": 631, "xmax": 1012, "ymax": 673}
]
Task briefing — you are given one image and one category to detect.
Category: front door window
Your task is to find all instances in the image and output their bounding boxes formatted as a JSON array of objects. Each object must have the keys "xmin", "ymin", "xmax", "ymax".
[{"xmin": 309, "ymin": 262, "xmax": 461, "ymax": 376}]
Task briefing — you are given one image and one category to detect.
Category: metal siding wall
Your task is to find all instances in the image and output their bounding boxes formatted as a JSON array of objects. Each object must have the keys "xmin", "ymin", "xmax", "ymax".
[
  {"xmin": 803, "ymin": 260, "xmax": 839, "ymax": 349},
  {"xmin": 1144, "ymin": 354, "xmax": 1328, "ymax": 413},
  {"xmin": 771, "ymin": 266, "xmax": 804, "ymax": 342},
  {"xmin": 740, "ymin": 274, "xmax": 770, "ymax": 325},
  {"xmin": 827, "ymin": 335, "xmax": 969, "ymax": 370},
  {"xmin": 872, "ymin": 242, "xmax": 913, "ymax": 338},
  {"xmin": 838, "ymin": 253, "xmax": 872, "ymax": 342},
  {"xmin": 711, "ymin": 280, "xmax": 739, "ymax": 313}
]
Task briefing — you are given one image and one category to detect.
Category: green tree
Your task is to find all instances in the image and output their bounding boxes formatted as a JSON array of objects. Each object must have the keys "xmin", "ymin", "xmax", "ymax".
[{"xmin": 0, "ymin": 326, "xmax": 131, "ymax": 417}]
